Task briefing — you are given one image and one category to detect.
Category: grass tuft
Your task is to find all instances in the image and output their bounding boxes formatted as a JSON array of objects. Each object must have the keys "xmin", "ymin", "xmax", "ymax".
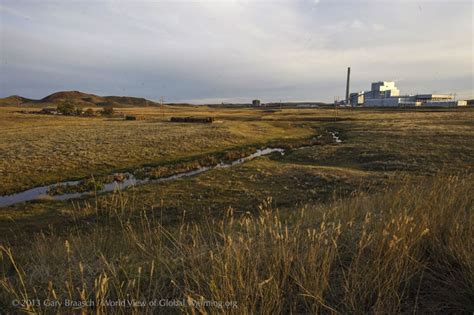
[{"xmin": 1, "ymin": 173, "xmax": 472, "ymax": 313}]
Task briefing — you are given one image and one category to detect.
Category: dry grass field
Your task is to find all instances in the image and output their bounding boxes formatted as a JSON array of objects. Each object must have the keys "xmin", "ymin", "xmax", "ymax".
[
  {"xmin": 0, "ymin": 105, "xmax": 473, "ymax": 313},
  {"xmin": 0, "ymin": 106, "xmax": 313, "ymax": 195}
]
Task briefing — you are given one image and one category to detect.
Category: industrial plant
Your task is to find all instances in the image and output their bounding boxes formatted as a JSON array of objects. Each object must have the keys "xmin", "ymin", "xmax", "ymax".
[{"xmin": 344, "ymin": 68, "xmax": 467, "ymax": 107}]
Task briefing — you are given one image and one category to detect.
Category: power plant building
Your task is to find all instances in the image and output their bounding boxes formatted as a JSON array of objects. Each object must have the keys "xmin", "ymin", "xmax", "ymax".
[{"xmin": 349, "ymin": 81, "xmax": 466, "ymax": 107}]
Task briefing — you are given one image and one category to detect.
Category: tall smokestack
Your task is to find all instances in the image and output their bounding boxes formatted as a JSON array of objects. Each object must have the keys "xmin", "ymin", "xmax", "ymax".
[{"xmin": 345, "ymin": 67, "xmax": 351, "ymax": 105}]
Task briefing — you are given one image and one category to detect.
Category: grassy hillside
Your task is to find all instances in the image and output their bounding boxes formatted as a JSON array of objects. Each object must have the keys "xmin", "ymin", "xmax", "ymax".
[
  {"xmin": 0, "ymin": 91, "xmax": 160, "ymax": 108},
  {"xmin": 0, "ymin": 96, "xmax": 33, "ymax": 106}
]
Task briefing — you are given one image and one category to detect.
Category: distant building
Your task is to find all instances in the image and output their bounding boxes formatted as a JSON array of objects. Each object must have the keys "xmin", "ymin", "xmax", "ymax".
[
  {"xmin": 252, "ymin": 99, "xmax": 261, "ymax": 106},
  {"xmin": 350, "ymin": 81, "xmax": 466, "ymax": 107}
]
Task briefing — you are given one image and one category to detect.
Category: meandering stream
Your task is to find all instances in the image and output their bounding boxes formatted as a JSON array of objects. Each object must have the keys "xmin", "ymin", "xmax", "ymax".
[
  {"xmin": 0, "ymin": 148, "xmax": 285, "ymax": 207},
  {"xmin": 0, "ymin": 132, "xmax": 342, "ymax": 207}
]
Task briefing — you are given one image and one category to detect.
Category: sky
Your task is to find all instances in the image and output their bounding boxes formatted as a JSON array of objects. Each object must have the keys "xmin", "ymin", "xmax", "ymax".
[{"xmin": 0, "ymin": 0, "xmax": 473, "ymax": 104}]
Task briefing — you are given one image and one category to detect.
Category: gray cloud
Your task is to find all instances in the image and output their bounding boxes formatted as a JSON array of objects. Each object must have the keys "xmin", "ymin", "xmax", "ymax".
[{"xmin": 1, "ymin": 0, "xmax": 473, "ymax": 103}]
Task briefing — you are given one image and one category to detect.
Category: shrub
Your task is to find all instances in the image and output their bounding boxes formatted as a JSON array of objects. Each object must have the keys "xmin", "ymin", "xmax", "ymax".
[
  {"xmin": 83, "ymin": 108, "xmax": 95, "ymax": 117},
  {"xmin": 56, "ymin": 102, "xmax": 76, "ymax": 115},
  {"xmin": 101, "ymin": 106, "xmax": 114, "ymax": 116}
]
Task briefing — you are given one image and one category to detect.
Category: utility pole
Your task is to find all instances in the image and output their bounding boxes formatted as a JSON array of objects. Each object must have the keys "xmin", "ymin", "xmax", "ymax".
[{"xmin": 160, "ymin": 96, "xmax": 164, "ymax": 120}]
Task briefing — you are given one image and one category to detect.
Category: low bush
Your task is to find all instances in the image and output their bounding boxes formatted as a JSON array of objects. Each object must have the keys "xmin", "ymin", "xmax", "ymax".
[
  {"xmin": 56, "ymin": 102, "xmax": 76, "ymax": 116},
  {"xmin": 101, "ymin": 106, "xmax": 114, "ymax": 117}
]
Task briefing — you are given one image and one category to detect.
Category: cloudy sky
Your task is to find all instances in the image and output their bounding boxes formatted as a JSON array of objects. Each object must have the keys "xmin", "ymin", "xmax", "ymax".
[{"xmin": 0, "ymin": 0, "xmax": 472, "ymax": 103}]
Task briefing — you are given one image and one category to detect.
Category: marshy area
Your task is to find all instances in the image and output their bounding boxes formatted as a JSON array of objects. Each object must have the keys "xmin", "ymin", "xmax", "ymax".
[{"xmin": 0, "ymin": 105, "xmax": 473, "ymax": 313}]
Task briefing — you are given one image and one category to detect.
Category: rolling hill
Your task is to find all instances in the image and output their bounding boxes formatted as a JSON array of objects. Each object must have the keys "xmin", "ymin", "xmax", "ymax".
[
  {"xmin": 0, "ymin": 95, "xmax": 34, "ymax": 106},
  {"xmin": 0, "ymin": 91, "xmax": 161, "ymax": 107}
]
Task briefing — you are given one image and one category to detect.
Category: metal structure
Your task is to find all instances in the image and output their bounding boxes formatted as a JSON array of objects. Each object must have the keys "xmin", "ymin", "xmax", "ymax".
[{"xmin": 345, "ymin": 67, "xmax": 351, "ymax": 105}]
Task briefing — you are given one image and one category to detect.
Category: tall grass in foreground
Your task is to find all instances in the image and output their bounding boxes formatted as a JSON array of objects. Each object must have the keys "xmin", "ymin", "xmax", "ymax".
[{"xmin": 1, "ymin": 174, "xmax": 473, "ymax": 314}]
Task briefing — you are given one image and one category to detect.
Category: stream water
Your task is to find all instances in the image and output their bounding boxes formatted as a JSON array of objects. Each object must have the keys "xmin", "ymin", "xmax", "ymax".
[
  {"xmin": 0, "ymin": 148, "xmax": 285, "ymax": 207},
  {"xmin": 0, "ymin": 132, "xmax": 342, "ymax": 208}
]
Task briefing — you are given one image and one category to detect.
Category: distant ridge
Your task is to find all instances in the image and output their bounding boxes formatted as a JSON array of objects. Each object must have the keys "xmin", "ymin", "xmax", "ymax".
[
  {"xmin": 0, "ymin": 90, "xmax": 161, "ymax": 107},
  {"xmin": 40, "ymin": 91, "xmax": 102, "ymax": 103},
  {"xmin": 103, "ymin": 96, "xmax": 156, "ymax": 107},
  {"xmin": 0, "ymin": 95, "xmax": 33, "ymax": 106}
]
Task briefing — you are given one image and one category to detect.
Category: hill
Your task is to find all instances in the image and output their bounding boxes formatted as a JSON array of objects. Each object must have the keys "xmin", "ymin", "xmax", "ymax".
[
  {"xmin": 0, "ymin": 91, "xmax": 160, "ymax": 107},
  {"xmin": 0, "ymin": 95, "xmax": 33, "ymax": 106},
  {"xmin": 103, "ymin": 96, "xmax": 157, "ymax": 107},
  {"xmin": 40, "ymin": 91, "xmax": 103, "ymax": 103}
]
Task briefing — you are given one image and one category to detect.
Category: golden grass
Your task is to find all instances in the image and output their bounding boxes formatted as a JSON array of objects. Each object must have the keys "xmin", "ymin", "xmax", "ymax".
[
  {"xmin": 0, "ymin": 106, "xmax": 313, "ymax": 195},
  {"xmin": 0, "ymin": 106, "xmax": 473, "ymax": 313},
  {"xmin": 1, "ymin": 173, "xmax": 472, "ymax": 313},
  {"xmin": 2, "ymin": 106, "xmax": 473, "ymax": 197},
  {"xmin": 1, "ymin": 107, "xmax": 472, "ymax": 235}
]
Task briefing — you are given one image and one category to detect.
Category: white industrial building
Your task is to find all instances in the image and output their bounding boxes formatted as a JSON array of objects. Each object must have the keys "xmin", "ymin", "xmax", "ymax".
[{"xmin": 349, "ymin": 81, "xmax": 467, "ymax": 107}]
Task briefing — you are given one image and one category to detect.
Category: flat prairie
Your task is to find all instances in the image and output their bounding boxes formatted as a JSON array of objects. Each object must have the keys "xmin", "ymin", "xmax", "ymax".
[
  {"xmin": 0, "ymin": 106, "xmax": 313, "ymax": 195},
  {"xmin": 0, "ymin": 105, "xmax": 473, "ymax": 313}
]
